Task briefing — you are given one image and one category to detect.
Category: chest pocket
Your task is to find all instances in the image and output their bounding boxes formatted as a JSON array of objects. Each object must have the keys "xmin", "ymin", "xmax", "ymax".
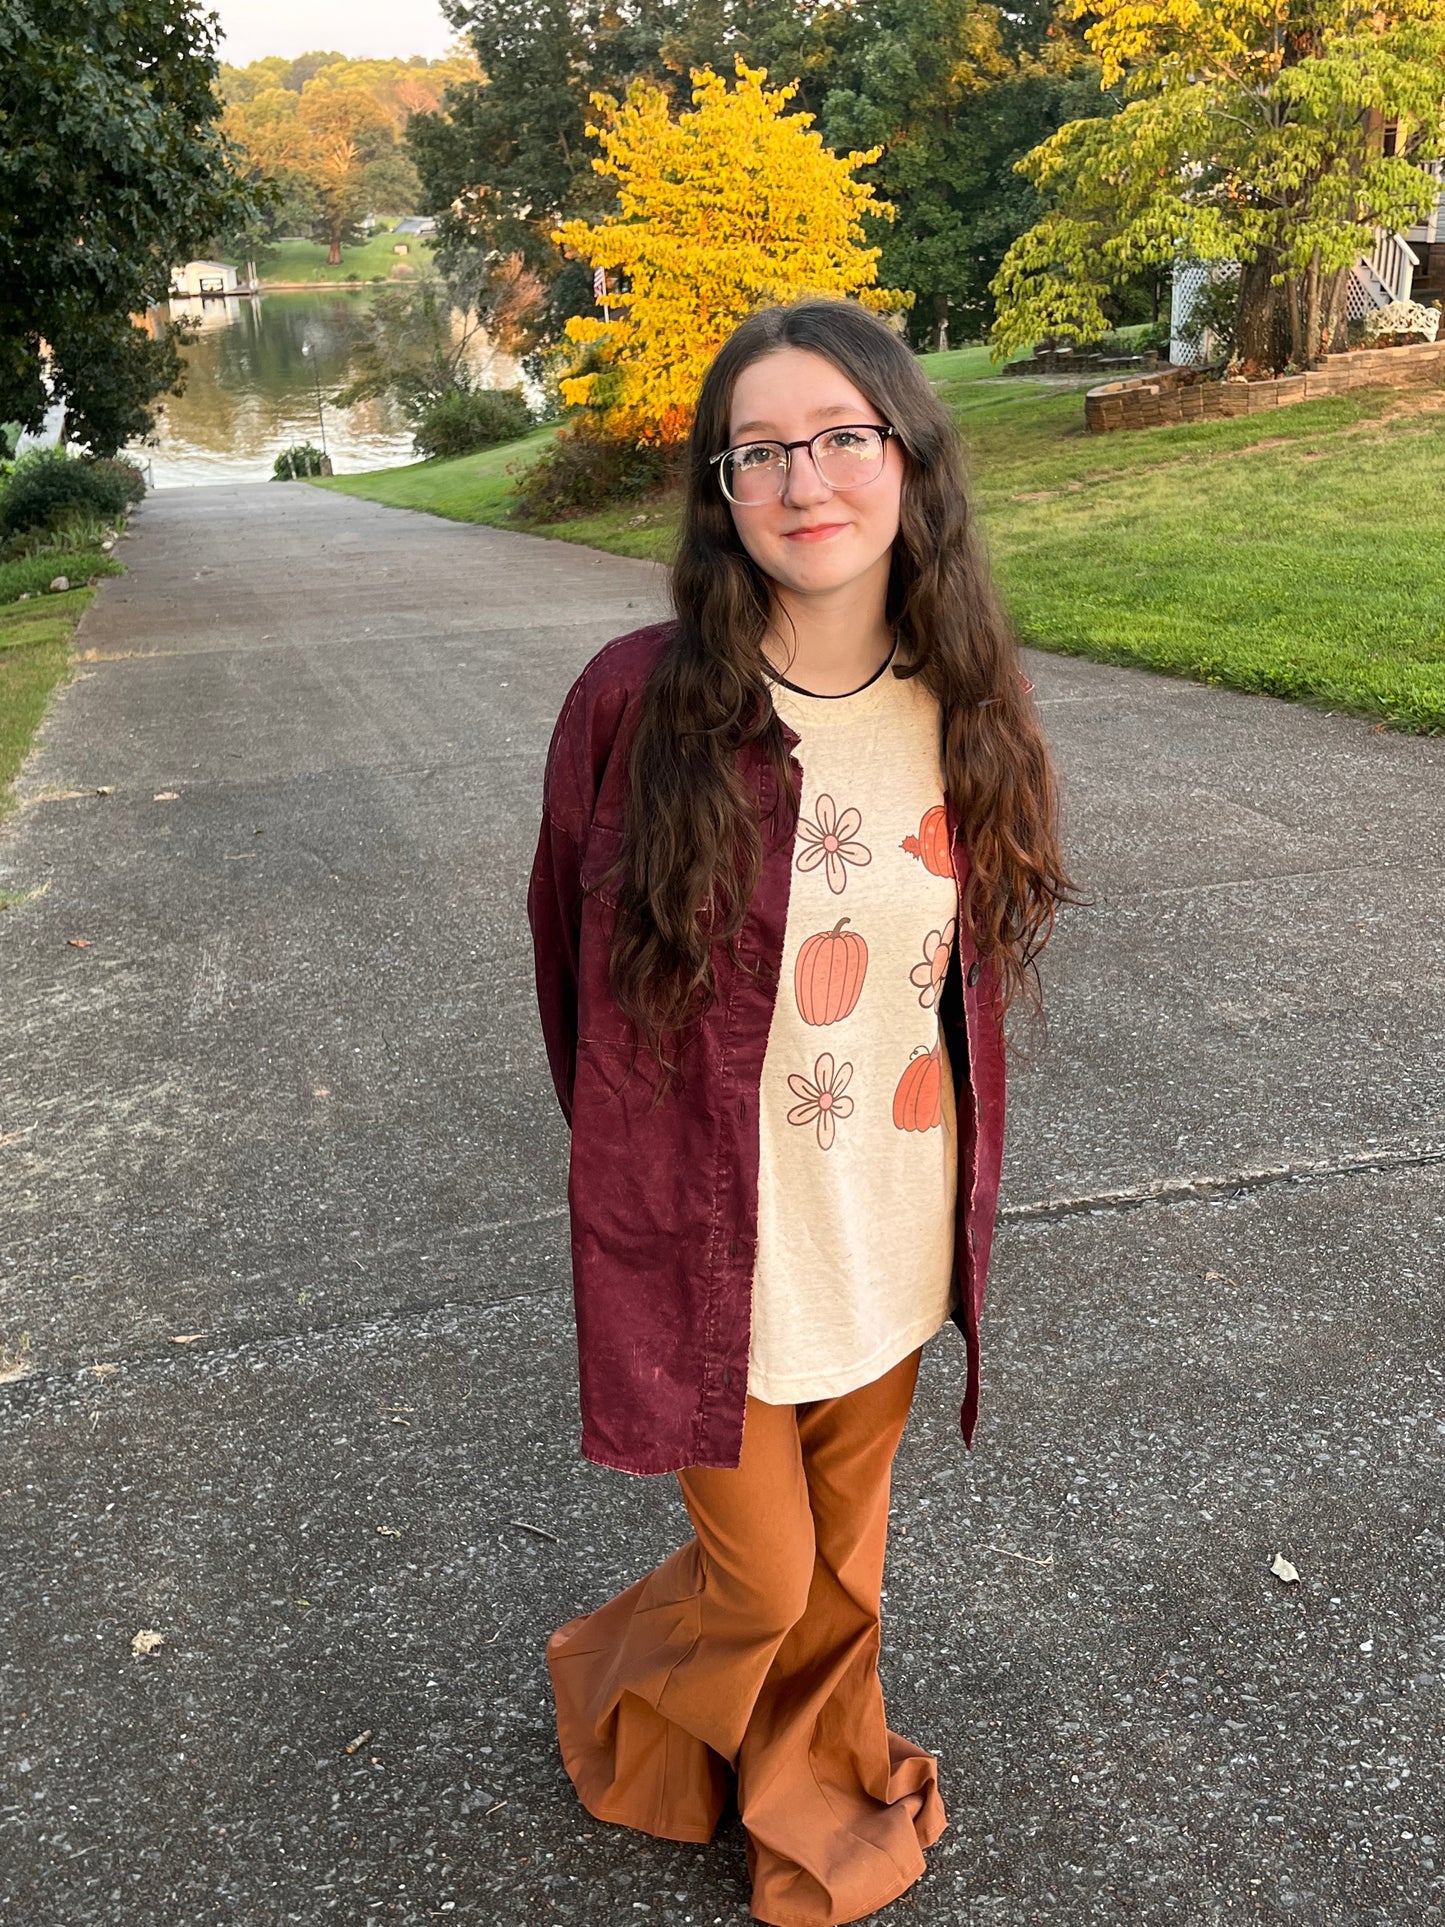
[
  {"xmin": 579, "ymin": 822, "xmax": 626, "ymax": 907},
  {"xmin": 576, "ymin": 824, "xmax": 634, "ymax": 1053}
]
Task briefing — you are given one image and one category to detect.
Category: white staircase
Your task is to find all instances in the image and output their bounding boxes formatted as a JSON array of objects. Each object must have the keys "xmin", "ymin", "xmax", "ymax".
[{"xmin": 1347, "ymin": 229, "xmax": 1420, "ymax": 317}]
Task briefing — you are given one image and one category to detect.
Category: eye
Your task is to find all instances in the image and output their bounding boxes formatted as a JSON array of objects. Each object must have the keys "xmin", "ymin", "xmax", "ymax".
[
  {"xmin": 819, "ymin": 428, "xmax": 873, "ymax": 455},
  {"xmin": 734, "ymin": 443, "xmax": 781, "ymax": 470}
]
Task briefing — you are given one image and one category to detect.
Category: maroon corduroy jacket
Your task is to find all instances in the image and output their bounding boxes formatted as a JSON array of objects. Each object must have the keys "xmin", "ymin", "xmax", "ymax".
[{"xmin": 526, "ymin": 621, "xmax": 1007, "ymax": 1476}]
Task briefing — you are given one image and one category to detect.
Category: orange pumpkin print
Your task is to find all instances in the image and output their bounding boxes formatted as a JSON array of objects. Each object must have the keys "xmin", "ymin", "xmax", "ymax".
[
  {"xmin": 794, "ymin": 917, "xmax": 868, "ymax": 1026},
  {"xmin": 901, "ymin": 803, "xmax": 952, "ymax": 878},
  {"xmin": 893, "ymin": 1045, "xmax": 942, "ymax": 1132}
]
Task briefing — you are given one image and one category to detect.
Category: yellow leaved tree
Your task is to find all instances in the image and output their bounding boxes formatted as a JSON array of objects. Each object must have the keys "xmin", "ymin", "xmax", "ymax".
[{"xmin": 552, "ymin": 58, "xmax": 911, "ymax": 444}]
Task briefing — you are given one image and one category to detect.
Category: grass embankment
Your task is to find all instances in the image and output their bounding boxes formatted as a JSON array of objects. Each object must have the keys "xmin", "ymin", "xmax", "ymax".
[
  {"xmin": 320, "ymin": 342, "xmax": 1445, "ymax": 732},
  {"xmin": 256, "ymin": 232, "xmax": 435, "ymax": 286},
  {"xmin": 0, "ymin": 551, "xmax": 121, "ymax": 826}
]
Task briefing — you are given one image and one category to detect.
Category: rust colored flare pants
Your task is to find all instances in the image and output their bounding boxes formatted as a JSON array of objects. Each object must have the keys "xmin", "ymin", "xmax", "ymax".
[{"xmin": 545, "ymin": 1348, "xmax": 945, "ymax": 1927}]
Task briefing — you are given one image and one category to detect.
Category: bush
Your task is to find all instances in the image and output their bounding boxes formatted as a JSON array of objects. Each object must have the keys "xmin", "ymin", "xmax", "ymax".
[
  {"xmin": 86, "ymin": 456, "xmax": 146, "ymax": 508},
  {"xmin": 1133, "ymin": 319, "xmax": 1174, "ymax": 357},
  {"xmin": 273, "ymin": 442, "xmax": 328, "ymax": 480},
  {"xmin": 514, "ymin": 420, "xmax": 673, "ymax": 521},
  {"xmin": 411, "ymin": 386, "xmax": 533, "ymax": 461},
  {"xmin": 0, "ymin": 447, "xmax": 138, "ymax": 545}
]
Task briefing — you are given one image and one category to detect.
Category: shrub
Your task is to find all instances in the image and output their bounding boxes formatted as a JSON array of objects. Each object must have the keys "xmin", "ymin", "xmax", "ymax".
[
  {"xmin": 273, "ymin": 442, "xmax": 328, "ymax": 480},
  {"xmin": 0, "ymin": 447, "xmax": 137, "ymax": 545},
  {"xmin": 411, "ymin": 386, "xmax": 533, "ymax": 461},
  {"xmin": 514, "ymin": 420, "xmax": 673, "ymax": 521},
  {"xmin": 85, "ymin": 457, "xmax": 146, "ymax": 508},
  {"xmin": 1133, "ymin": 319, "xmax": 1174, "ymax": 357}
]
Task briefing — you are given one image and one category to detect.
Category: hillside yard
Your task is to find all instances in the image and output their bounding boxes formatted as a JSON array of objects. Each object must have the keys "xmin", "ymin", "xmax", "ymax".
[
  {"xmin": 319, "ymin": 345, "xmax": 1445, "ymax": 733},
  {"xmin": 257, "ymin": 231, "xmax": 435, "ymax": 286}
]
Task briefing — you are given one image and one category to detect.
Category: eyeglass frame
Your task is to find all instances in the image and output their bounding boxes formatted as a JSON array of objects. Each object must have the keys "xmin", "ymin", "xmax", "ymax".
[{"xmin": 708, "ymin": 422, "xmax": 897, "ymax": 505}]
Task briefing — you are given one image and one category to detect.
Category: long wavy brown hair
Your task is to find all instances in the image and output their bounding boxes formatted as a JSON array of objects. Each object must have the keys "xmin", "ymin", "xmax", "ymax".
[{"xmin": 605, "ymin": 296, "xmax": 1078, "ymax": 1078}]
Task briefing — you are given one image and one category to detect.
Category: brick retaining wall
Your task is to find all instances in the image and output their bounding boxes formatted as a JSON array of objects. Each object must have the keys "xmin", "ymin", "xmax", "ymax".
[{"xmin": 1084, "ymin": 338, "xmax": 1445, "ymax": 433}]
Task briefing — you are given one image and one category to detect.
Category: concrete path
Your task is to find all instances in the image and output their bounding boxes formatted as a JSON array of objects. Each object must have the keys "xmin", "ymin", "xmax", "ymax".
[{"xmin": 2, "ymin": 481, "xmax": 1442, "ymax": 1927}]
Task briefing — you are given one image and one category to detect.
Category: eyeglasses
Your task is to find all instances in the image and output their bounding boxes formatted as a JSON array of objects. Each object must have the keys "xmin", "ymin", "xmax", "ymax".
[{"xmin": 710, "ymin": 423, "xmax": 896, "ymax": 506}]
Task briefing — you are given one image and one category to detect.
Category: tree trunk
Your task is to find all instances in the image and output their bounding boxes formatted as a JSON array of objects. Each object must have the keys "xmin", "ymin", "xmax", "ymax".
[
  {"xmin": 1321, "ymin": 267, "xmax": 1351, "ymax": 354},
  {"xmin": 327, "ymin": 226, "xmax": 342, "ymax": 267},
  {"xmin": 1234, "ymin": 249, "xmax": 1290, "ymax": 373},
  {"xmin": 932, "ymin": 292, "xmax": 948, "ymax": 355},
  {"xmin": 1304, "ymin": 249, "xmax": 1322, "ymax": 364}
]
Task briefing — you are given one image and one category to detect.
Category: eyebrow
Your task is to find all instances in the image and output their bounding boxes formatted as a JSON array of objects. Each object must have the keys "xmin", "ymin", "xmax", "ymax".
[{"xmin": 730, "ymin": 402, "xmax": 863, "ymax": 437}]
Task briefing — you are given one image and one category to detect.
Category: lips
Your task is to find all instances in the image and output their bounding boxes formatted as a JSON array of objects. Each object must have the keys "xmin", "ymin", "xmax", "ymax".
[{"xmin": 782, "ymin": 522, "xmax": 849, "ymax": 541}]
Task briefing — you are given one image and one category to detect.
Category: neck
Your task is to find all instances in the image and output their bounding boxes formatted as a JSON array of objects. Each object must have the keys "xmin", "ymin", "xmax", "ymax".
[{"xmin": 760, "ymin": 555, "xmax": 894, "ymax": 696}]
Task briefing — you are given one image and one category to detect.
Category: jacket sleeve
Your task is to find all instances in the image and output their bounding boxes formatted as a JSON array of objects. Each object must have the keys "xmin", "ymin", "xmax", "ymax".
[{"xmin": 527, "ymin": 804, "xmax": 583, "ymax": 1130}]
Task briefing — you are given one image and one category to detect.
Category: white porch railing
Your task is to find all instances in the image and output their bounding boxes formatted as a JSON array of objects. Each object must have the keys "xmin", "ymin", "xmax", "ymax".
[{"xmin": 1348, "ymin": 228, "xmax": 1420, "ymax": 317}]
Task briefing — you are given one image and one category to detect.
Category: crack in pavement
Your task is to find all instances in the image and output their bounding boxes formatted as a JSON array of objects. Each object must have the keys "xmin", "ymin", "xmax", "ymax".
[
  {"xmin": 3, "ymin": 1145, "xmax": 1439, "ymax": 1400},
  {"xmin": 1002, "ymin": 1142, "xmax": 1445, "ymax": 1224}
]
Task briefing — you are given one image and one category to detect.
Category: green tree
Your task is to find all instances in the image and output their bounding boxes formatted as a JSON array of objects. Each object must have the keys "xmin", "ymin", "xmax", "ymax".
[
  {"xmin": 990, "ymin": 0, "xmax": 1445, "ymax": 371},
  {"xmin": 0, "ymin": 0, "xmax": 257, "ymax": 452},
  {"xmin": 820, "ymin": 0, "xmax": 1104, "ymax": 347}
]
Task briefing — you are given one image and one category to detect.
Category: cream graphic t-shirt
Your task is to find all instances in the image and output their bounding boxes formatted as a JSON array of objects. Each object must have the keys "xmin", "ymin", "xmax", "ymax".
[{"xmin": 747, "ymin": 644, "xmax": 961, "ymax": 1405}]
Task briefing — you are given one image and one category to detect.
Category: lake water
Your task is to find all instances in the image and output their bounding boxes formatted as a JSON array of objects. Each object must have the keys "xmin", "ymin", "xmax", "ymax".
[{"xmin": 131, "ymin": 291, "xmax": 524, "ymax": 490}]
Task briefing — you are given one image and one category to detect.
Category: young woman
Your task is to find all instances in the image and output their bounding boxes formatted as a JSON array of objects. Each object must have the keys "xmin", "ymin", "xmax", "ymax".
[{"xmin": 527, "ymin": 296, "xmax": 1073, "ymax": 1925}]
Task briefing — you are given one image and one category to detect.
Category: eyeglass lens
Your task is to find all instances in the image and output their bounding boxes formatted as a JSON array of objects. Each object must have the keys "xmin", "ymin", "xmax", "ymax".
[{"xmin": 722, "ymin": 427, "xmax": 886, "ymax": 504}]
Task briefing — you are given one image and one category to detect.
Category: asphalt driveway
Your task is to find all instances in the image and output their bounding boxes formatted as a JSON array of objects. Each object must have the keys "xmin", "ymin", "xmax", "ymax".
[{"xmin": 1, "ymin": 479, "xmax": 1442, "ymax": 1927}]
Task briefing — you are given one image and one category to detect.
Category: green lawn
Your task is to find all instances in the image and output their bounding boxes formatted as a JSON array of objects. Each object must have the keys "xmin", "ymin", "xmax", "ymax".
[
  {"xmin": 0, "ymin": 571, "xmax": 113, "ymax": 823},
  {"xmin": 319, "ymin": 344, "xmax": 1445, "ymax": 732},
  {"xmin": 256, "ymin": 230, "xmax": 435, "ymax": 286}
]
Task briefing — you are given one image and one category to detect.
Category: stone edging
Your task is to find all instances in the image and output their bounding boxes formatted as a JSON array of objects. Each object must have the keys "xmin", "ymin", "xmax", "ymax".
[{"xmin": 1084, "ymin": 337, "xmax": 1445, "ymax": 432}]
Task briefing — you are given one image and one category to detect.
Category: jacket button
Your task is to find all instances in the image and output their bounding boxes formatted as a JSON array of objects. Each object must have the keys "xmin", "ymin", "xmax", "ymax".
[{"xmin": 966, "ymin": 961, "xmax": 981, "ymax": 987}]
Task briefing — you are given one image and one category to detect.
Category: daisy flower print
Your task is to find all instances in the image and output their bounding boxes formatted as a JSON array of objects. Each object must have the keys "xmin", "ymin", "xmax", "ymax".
[
  {"xmin": 796, "ymin": 795, "xmax": 871, "ymax": 896},
  {"xmin": 787, "ymin": 1052, "xmax": 855, "ymax": 1151},
  {"xmin": 909, "ymin": 917, "xmax": 957, "ymax": 1009}
]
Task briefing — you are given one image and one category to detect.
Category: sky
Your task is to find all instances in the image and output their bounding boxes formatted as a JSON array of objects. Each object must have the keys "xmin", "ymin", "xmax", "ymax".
[{"xmin": 213, "ymin": 0, "xmax": 457, "ymax": 65}]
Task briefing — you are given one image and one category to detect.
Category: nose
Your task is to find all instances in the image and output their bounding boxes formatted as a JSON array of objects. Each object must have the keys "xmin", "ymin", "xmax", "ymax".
[{"xmin": 780, "ymin": 442, "xmax": 833, "ymax": 509}]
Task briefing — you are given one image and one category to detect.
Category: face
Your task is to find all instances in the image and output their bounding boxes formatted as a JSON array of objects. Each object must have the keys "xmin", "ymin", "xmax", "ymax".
[{"xmin": 721, "ymin": 346, "xmax": 903, "ymax": 604}]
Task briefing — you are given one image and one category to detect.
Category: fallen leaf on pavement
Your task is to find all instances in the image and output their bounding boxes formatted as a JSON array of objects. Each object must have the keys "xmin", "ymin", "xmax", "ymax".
[
  {"xmin": 131, "ymin": 1629, "xmax": 166, "ymax": 1656},
  {"xmin": 170, "ymin": 1333, "xmax": 206, "ymax": 1344},
  {"xmin": 1271, "ymin": 1554, "xmax": 1300, "ymax": 1584},
  {"xmin": 153, "ymin": 791, "xmax": 179, "ymax": 802},
  {"xmin": 66, "ymin": 938, "xmax": 92, "ymax": 948}
]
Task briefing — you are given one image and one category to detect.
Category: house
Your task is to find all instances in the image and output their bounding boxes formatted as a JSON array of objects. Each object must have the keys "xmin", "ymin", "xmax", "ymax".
[
  {"xmin": 391, "ymin": 215, "xmax": 437, "ymax": 238},
  {"xmin": 1171, "ymin": 156, "xmax": 1445, "ymax": 363},
  {"xmin": 170, "ymin": 260, "xmax": 240, "ymax": 298}
]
